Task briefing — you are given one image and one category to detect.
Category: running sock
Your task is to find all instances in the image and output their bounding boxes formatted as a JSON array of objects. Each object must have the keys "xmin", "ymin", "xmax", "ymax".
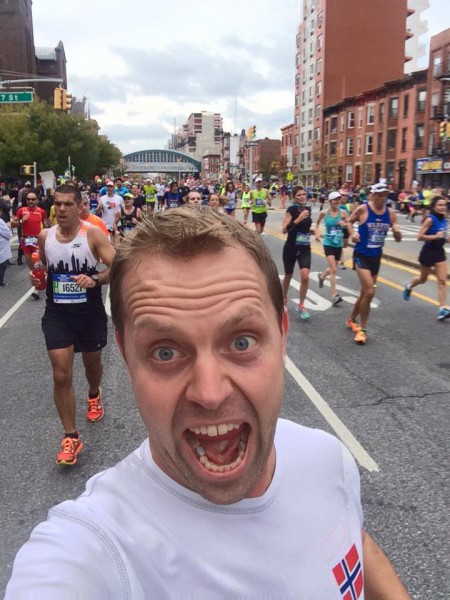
[
  {"xmin": 64, "ymin": 432, "xmax": 79, "ymax": 439},
  {"xmin": 89, "ymin": 390, "xmax": 100, "ymax": 399}
]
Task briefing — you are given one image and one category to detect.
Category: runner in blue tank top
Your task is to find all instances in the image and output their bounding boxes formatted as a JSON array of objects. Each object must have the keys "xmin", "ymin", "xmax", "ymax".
[
  {"xmin": 402, "ymin": 195, "xmax": 450, "ymax": 321},
  {"xmin": 345, "ymin": 182, "xmax": 401, "ymax": 344}
]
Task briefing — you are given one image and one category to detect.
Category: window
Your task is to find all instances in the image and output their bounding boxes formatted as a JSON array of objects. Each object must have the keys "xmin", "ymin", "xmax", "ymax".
[
  {"xmin": 340, "ymin": 114, "xmax": 345, "ymax": 132},
  {"xmin": 431, "ymin": 92, "xmax": 439, "ymax": 107},
  {"xmin": 309, "ymin": 63, "xmax": 314, "ymax": 79},
  {"xmin": 330, "ymin": 116, "xmax": 338, "ymax": 134},
  {"xmin": 347, "ymin": 137, "xmax": 354, "ymax": 155},
  {"xmin": 317, "ymin": 34, "xmax": 322, "ymax": 51},
  {"xmin": 358, "ymin": 108, "xmax": 363, "ymax": 128},
  {"xmin": 402, "ymin": 95, "xmax": 409, "ymax": 117},
  {"xmin": 386, "ymin": 161, "xmax": 395, "ymax": 183},
  {"xmin": 377, "ymin": 132, "xmax": 383, "ymax": 154},
  {"xmin": 379, "ymin": 103, "xmax": 385, "ymax": 124},
  {"xmin": 308, "ymin": 108, "xmax": 313, "ymax": 123},
  {"xmin": 325, "ymin": 119, "xmax": 329, "ymax": 135},
  {"xmin": 330, "ymin": 141, "xmax": 337, "ymax": 156},
  {"xmin": 433, "ymin": 54, "xmax": 442, "ymax": 77},
  {"xmin": 367, "ymin": 104, "xmax": 375, "ymax": 125},
  {"xmin": 315, "ymin": 104, "xmax": 321, "ymax": 119},
  {"xmin": 389, "ymin": 97, "xmax": 399, "ymax": 118},
  {"xmin": 387, "ymin": 129, "xmax": 396, "ymax": 151},
  {"xmin": 356, "ymin": 137, "xmax": 362, "ymax": 156},
  {"xmin": 316, "ymin": 81, "xmax": 322, "ymax": 97},
  {"xmin": 365, "ymin": 134, "xmax": 373, "ymax": 154},
  {"xmin": 339, "ymin": 141, "xmax": 344, "ymax": 157},
  {"xmin": 307, "ymin": 129, "xmax": 312, "ymax": 142},
  {"xmin": 364, "ymin": 164, "xmax": 372, "ymax": 184},
  {"xmin": 315, "ymin": 127, "xmax": 321, "ymax": 141},
  {"xmin": 415, "ymin": 124, "xmax": 424, "ymax": 148},
  {"xmin": 345, "ymin": 164, "xmax": 353, "ymax": 182},
  {"xmin": 316, "ymin": 58, "xmax": 322, "ymax": 74},
  {"xmin": 417, "ymin": 90, "xmax": 426, "ymax": 112},
  {"xmin": 401, "ymin": 127, "xmax": 407, "ymax": 152},
  {"xmin": 348, "ymin": 111, "xmax": 355, "ymax": 128},
  {"xmin": 301, "ymin": 132, "xmax": 305, "ymax": 143}
]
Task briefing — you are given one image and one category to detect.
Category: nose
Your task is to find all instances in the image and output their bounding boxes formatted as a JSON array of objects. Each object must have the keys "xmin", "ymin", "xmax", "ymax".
[{"xmin": 185, "ymin": 353, "xmax": 234, "ymax": 411}]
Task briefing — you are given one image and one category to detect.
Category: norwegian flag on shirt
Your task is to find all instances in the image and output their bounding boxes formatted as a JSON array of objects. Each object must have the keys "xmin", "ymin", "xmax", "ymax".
[{"xmin": 332, "ymin": 543, "xmax": 364, "ymax": 600}]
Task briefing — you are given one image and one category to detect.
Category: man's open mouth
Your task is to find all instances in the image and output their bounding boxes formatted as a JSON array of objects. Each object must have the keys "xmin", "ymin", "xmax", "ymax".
[{"xmin": 185, "ymin": 423, "xmax": 250, "ymax": 473}]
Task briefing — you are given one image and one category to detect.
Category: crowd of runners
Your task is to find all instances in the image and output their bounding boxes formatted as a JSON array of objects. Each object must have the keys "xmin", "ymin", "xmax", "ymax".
[{"xmin": 0, "ymin": 173, "xmax": 448, "ymax": 466}]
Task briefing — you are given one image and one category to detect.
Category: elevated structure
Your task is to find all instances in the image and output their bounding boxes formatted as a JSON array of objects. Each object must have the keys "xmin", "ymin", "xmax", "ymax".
[{"xmin": 123, "ymin": 149, "xmax": 201, "ymax": 176}]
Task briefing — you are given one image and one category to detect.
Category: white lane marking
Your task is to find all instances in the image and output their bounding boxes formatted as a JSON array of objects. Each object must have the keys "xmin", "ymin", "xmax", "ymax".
[
  {"xmin": 285, "ymin": 356, "xmax": 379, "ymax": 473},
  {"xmin": 0, "ymin": 288, "xmax": 35, "ymax": 329},
  {"xmin": 281, "ymin": 273, "xmax": 379, "ymax": 309},
  {"xmin": 104, "ymin": 284, "xmax": 111, "ymax": 317}
]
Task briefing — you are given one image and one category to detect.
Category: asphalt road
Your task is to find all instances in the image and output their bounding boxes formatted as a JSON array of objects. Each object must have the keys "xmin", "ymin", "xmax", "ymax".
[{"xmin": 1, "ymin": 209, "xmax": 449, "ymax": 598}]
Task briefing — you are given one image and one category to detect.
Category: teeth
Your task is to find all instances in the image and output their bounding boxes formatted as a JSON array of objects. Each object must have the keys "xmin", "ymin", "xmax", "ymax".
[
  {"xmin": 207, "ymin": 425, "xmax": 218, "ymax": 437},
  {"xmin": 189, "ymin": 423, "xmax": 241, "ymax": 437}
]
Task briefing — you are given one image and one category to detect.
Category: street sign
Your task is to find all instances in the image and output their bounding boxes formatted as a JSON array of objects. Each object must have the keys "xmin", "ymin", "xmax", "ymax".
[{"xmin": 0, "ymin": 91, "xmax": 34, "ymax": 104}]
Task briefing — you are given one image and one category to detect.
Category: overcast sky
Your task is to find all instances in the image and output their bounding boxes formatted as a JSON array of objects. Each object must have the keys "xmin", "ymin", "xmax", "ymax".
[{"xmin": 32, "ymin": 0, "xmax": 448, "ymax": 155}]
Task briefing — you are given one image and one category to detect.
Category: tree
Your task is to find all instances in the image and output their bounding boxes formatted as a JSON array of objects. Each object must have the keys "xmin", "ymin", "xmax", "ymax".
[{"xmin": 0, "ymin": 97, "xmax": 122, "ymax": 180}]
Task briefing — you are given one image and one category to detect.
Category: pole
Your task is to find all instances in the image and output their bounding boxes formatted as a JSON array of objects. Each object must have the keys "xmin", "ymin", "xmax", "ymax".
[
  {"xmin": 33, "ymin": 161, "xmax": 37, "ymax": 189},
  {"xmin": 68, "ymin": 155, "xmax": 71, "ymax": 180},
  {"xmin": 249, "ymin": 144, "xmax": 254, "ymax": 188}
]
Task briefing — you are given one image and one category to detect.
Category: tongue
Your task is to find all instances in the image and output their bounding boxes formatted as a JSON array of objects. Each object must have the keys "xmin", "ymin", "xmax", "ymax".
[{"xmin": 201, "ymin": 436, "xmax": 240, "ymax": 466}]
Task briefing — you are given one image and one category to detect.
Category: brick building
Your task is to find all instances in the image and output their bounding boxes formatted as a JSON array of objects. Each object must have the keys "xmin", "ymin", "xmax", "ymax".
[
  {"xmin": 0, "ymin": 0, "xmax": 36, "ymax": 79},
  {"xmin": 281, "ymin": 124, "xmax": 295, "ymax": 169},
  {"xmin": 243, "ymin": 138, "xmax": 281, "ymax": 180},
  {"xmin": 0, "ymin": 0, "xmax": 67, "ymax": 104},
  {"xmin": 322, "ymin": 69, "xmax": 428, "ymax": 189},
  {"xmin": 417, "ymin": 28, "xmax": 450, "ymax": 189},
  {"xmin": 293, "ymin": 0, "xmax": 413, "ymax": 184}
]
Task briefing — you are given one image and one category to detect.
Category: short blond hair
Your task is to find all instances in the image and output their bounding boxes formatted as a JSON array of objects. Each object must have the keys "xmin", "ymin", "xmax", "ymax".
[{"xmin": 110, "ymin": 207, "xmax": 283, "ymax": 335}]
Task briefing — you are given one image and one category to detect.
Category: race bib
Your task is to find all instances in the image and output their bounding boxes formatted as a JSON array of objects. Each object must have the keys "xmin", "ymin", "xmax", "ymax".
[
  {"xmin": 295, "ymin": 232, "xmax": 310, "ymax": 246},
  {"xmin": 24, "ymin": 236, "xmax": 38, "ymax": 246},
  {"xmin": 367, "ymin": 231, "xmax": 387, "ymax": 248},
  {"xmin": 256, "ymin": 198, "xmax": 265, "ymax": 206},
  {"xmin": 169, "ymin": 200, "xmax": 179, "ymax": 208},
  {"xmin": 53, "ymin": 274, "xmax": 87, "ymax": 304},
  {"xmin": 330, "ymin": 227, "xmax": 343, "ymax": 244}
]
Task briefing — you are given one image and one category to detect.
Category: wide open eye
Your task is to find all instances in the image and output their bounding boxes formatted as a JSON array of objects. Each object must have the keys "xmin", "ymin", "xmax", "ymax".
[
  {"xmin": 151, "ymin": 347, "xmax": 180, "ymax": 362},
  {"xmin": 232, "ymin": 335, "xmax": 256, "ymax": 352}
]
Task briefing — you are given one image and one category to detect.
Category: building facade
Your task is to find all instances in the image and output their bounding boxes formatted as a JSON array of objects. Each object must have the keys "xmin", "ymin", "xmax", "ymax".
[
  {"xmin": 0, "ymin": 0, "xmax": 36, "ymax": 79},
  {"xmin": 35, "ymin": 42, "xmax": 67, "ymax": 103},
  {"xmin": 322, "ymin": 70, "xmax": 428, "ymax": 189},
  {"xmin": 243, "ymin": 138, "xmax": 281, "ymax": 180},
  {"xmin": 171, "ymin": 112, "xmax": 223, "ymax": 163},
  {"xmin": 417, "ymin": 28, "xmax": 450, "ymax": 189},
  {"xmin": 405, "ymin": 0, "xmax": 430, "ymax": 74},
  {"xmin": 293, "ymin": 0, "xmax": 411, "ymax": 184}
]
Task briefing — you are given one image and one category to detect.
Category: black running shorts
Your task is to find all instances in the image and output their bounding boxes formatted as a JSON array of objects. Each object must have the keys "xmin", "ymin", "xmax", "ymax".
[
  {"xmin": 324, "ymin": 245, "xmax": 343, "ymax": 261},
  {"xmin": 283, "ymin": 244, "xmax": 311, "ymax": 274},
  {"xmin": 252, "ymin": 212, "xmax": 267, "ymax": 224},
  {"xmin": 42, "ymin": 307, "xmax": 107, "ymax": 353},
  {"xmin": 419, "ymin": 245, "xmax": 446, "ymax": 268},
  {"xmin": 353, "ymin": 251, "xmax": 381, "ymax": 276}
]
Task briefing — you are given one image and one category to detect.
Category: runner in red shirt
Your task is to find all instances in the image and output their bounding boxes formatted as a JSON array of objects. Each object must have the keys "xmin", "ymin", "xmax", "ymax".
[{"xmin": 11, "ymin": 192, "xmax": 47, "ymax": 299}]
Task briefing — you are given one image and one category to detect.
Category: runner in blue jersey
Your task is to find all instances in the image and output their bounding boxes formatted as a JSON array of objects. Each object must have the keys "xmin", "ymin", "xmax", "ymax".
[
  {"xmin": 403, "ymin": 195, "xmax": 450, "ymax": 321},
  {"xmin": 219, "ymin": 181, "xmax": 237, "ymax": 217},
  {"xmin": 163, "ymin": 181, "xmax": 183, "ymax": 210},
  {"xmin": 345, "ymin": 182, "xmax": 401, "ymax": 344}
]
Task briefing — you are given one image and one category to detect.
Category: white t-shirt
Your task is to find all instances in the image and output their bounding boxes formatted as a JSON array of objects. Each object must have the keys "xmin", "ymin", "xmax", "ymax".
[
  {"xmin": 98, "ymin": 194, "xmax": 123, "ymax": 230},
  {"xmin": 6, "ymin": 419, "xmax": 364, "ymax": 599}
]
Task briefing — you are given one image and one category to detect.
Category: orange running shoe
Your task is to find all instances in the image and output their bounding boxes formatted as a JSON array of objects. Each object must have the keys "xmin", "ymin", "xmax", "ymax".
[
  {"xmin": 354, "ymin": 329, "xmax": 367, "ymax": 344},
  {"xmin": 346, "ymin": 319, "xmax": 361, "ymax": 334},
  {"xmin": 56, "ymin": 436, "xmax": 84, "ymax": 465},
  {"xmin": 86, "ymin": 387, "xmax": 104, "ymax": 422}
]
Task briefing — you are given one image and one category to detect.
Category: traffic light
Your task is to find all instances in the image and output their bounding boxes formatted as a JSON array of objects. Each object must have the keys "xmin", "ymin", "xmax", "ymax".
[
  {"xmin": 53, "ymin": 88, "xmax": 72, "ymax": 111},
  {"xmin": 247, "ymin": 125, "xmax": 257, "ymax": 141},
  {"xmin": 20, "ymin": 165, "xmax": 34, "ymax": 175},
  {"xmin": 54, "ymin": 88, "xmax": 63, "ymax": 110},
  {"xmin": 439, "ymin": 121, "xmax": 446, "ymax": 139},
  {"xmin": 61, "ymin": 89, "xmax": 72, "ymax": 112}
]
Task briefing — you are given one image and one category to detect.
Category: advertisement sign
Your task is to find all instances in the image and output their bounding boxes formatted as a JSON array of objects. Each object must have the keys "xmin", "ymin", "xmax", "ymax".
[{"xmin": 415, "ymin": 157, "xmax": 450, "ymax": 174}]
